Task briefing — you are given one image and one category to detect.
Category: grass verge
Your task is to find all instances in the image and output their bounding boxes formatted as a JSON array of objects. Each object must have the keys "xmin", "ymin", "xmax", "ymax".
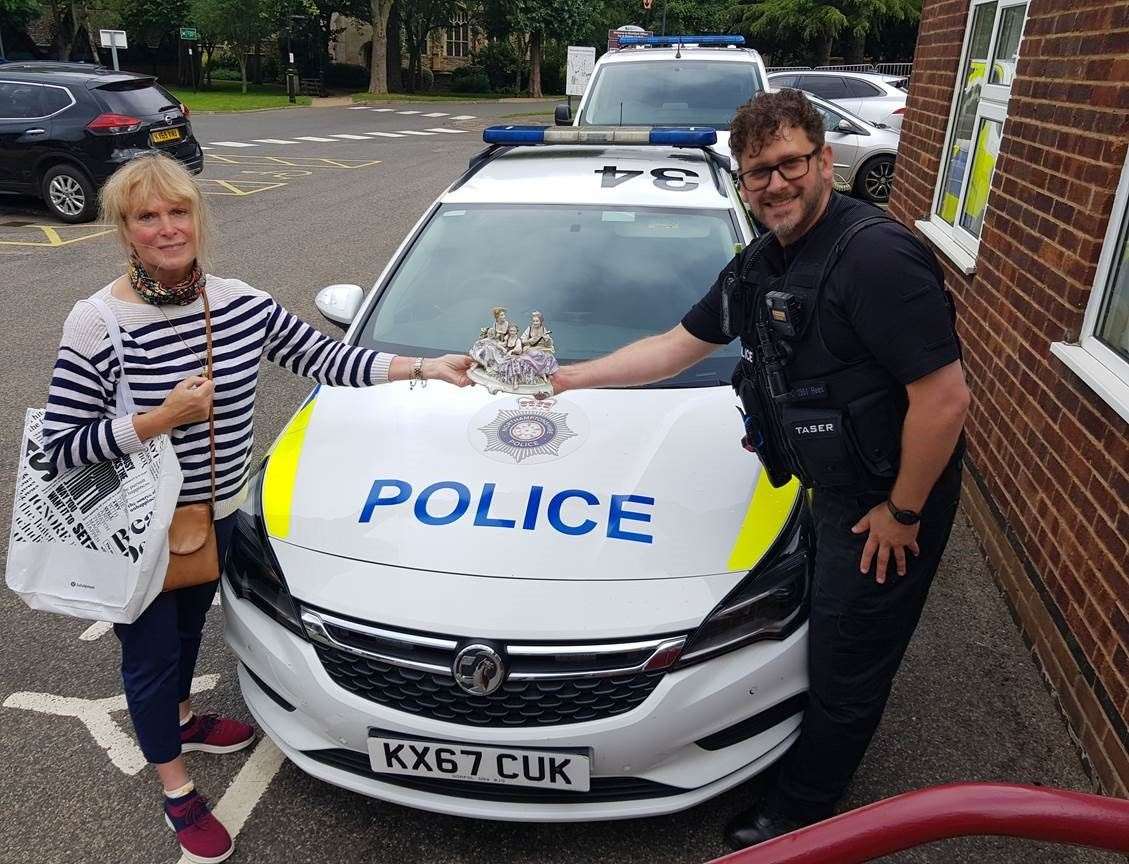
[{"xmin": 167, "ymin": 81, "xmax": 311, "ymax": 112}]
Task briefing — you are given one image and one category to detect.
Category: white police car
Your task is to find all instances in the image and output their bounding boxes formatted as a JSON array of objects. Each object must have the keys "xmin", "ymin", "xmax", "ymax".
[{"xmin": 222, "ymin": 126, "xmax": 811, "ymax": 821}]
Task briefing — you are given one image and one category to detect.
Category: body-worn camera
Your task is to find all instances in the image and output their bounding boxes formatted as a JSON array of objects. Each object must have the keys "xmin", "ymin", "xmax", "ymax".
[{"xmin": 765, "ymin": 291, "xmax": 804, "ymax": 338}]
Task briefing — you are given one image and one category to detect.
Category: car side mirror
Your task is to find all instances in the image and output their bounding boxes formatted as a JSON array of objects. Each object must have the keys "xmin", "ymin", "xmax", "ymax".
[
  {"xmin": 835, "ymin": 119, "xmax": 858, "ymax": 134},
  {"xmin": 315, "ymin": 284, "xmax": 363, "ymax": 328},
  {"xmin": 554, "ymin": 103, "xmax": 572, "ymax": 126}
]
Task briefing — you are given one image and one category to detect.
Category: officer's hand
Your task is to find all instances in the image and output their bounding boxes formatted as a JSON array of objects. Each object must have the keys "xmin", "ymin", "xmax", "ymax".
[
  {"xmin": 852, "ymin": 504, "xmax": 920, "ymax": 584},
  {"xmin": 543, "ymin": 368, "xmax": 572, "ymax": 398},
  {"xmin": 423, "ymin": 354, "xmax": 475, "ymax": 387}
]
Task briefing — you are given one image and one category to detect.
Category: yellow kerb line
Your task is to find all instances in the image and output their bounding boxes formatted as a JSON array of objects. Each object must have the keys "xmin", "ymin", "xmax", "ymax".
[{"xmin": 0, "ymin": 225, "xmax": 116, "ymax": 247}]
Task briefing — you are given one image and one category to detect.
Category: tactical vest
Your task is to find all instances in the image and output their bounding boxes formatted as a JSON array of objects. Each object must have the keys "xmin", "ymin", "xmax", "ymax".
[{"xmin": 727, "ymin": 196, "xmax": 947, "ymax": 493}]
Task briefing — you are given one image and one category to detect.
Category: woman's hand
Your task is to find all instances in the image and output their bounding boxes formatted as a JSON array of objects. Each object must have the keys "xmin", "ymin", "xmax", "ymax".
[
  {"xmin": 160, "ymin": 375, "xmax": 214, "ymax": 426},
  {"xmin": 423, "ymin": 354, "xmax": 475, "ymax": 387}
]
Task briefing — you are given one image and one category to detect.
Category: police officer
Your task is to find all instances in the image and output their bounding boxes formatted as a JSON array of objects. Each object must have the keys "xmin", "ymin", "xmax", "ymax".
[{"xmin": 549, "ymin": 88, "xmax": 970, "ymax": 847}]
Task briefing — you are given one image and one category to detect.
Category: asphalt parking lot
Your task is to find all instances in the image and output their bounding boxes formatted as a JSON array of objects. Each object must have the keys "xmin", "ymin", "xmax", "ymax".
[{"xmin": 0, "ymin": 100, "xmax": 1121, "ymax": 864}]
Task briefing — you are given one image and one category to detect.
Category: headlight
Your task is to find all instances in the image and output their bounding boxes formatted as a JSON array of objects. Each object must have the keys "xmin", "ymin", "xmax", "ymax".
[
  {"xmin": 226, "ymin": 460, "xmax": 305, "ymax": 638},
  {"xmin": 675, "ymin": 497, "xmax": 812, "ymax": 668}
]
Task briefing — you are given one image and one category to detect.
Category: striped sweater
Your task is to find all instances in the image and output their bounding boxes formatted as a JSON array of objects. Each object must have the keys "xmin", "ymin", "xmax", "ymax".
[{"xmin": 44, "ymin": 277, "xmax": 394, "ymax": 518}]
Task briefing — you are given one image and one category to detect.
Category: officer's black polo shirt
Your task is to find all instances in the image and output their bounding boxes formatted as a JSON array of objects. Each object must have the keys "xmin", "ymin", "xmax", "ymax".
[{"xmin": 682, "ymin": 193, "xmax": 961, "ymax": 386}]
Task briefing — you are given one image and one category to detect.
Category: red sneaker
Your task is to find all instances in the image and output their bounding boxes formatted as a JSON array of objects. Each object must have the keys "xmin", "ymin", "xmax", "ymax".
[
  {"xmin": 180, "ymin": 713, "xmax": 255, "ymax": 754},
  {"xmin": 164, "ymin": 790, "xmax": 233, "ymax": 864}
]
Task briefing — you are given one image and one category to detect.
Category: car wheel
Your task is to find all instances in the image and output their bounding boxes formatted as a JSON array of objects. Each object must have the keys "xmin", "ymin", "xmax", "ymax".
[
  {"xmin": 41, "ymin": 164, "xmax": 97, "ymax": 223},
  {"xmin": 854, "ymin": 156, "xmax": 896, "ymax": 204}
]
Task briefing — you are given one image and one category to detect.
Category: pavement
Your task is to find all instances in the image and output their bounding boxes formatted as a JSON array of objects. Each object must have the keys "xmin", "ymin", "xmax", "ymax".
[{"xmin": 0, "ymin": 100, "xmax": 1120, "ymax": 864}]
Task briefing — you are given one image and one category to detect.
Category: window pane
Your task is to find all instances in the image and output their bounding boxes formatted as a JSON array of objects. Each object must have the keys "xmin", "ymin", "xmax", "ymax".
[
  {"xmin": 959, "ymin": 117, "xmax": 1002, "ymax": 237},
  {"xmin": 843, "ymin": 77, "xmax": 881, "ymax": 97},
  {"xmin": 990, "ymin": 4, "xmax": 1026, "ymax": 85},
  {"xmin": 800, "ymin": 75, "xmax": 848, "ymax": 99},
  {"xmin": 1097, "ymin": 212, "xmax": 1129, "ymax": 361},
  {"xmin": 42, "ymin": 86, "xmax": 72, "ymax": 113},
  {"xmin": 937, "ymin": 2, "xmax": 996, "ymax": 224},
  {"xmin": 0, "ymin": 82, "xmax": 45, "ymax": 118}
]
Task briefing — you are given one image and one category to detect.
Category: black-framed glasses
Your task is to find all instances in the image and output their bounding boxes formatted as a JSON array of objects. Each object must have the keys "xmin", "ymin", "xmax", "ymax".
[{"xmin": 737, "ymin": 146, "xmax": 821, "ymax": 192}]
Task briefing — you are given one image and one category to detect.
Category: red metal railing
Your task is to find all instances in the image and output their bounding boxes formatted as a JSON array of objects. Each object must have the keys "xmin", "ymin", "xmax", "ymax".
[{"xmin": 708, "ymin": 783, "xmax": 1129, "ymax": 864}]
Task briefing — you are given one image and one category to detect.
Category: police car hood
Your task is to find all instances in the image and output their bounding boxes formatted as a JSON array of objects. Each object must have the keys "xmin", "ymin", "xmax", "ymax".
[{"xmin": 262, "ymin": 383, "xmax": 796, "ymax": 584}]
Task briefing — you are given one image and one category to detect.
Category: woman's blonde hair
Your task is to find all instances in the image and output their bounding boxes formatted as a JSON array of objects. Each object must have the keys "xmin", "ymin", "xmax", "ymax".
[{"xmin": 99, "ymin": 153, "xmax": 213, "ymax": 270}]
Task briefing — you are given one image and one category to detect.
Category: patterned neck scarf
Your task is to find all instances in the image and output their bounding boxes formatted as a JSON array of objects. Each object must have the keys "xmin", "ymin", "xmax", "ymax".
[{"xmin": 128, "ymin": 252, "xmax": 206, "ymax": 306}]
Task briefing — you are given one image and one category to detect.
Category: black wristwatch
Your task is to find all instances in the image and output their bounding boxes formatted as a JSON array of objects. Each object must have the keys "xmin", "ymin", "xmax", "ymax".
[{"xmin": 887, "ymin": 499, "xmax": 922, "ymax": 526}]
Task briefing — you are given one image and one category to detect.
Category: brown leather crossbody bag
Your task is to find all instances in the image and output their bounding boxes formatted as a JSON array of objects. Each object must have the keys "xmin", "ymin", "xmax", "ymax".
[{"xmin": 163, "ymin": 290, "xmax": 218, "ymax": 592}]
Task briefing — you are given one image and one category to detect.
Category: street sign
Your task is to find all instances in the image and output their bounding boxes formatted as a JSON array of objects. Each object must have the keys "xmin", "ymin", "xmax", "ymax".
[
  {"xmin": 99, "ymin": 29, "xmax": 127, "ymax": 71},
  {"xmin": 179, "ymin": 27, "xmax": 198, "ymax": 41},
  {"xmin": 98, "ymin": 29, "xmax": 127, "ymax": 49},
  {"xmin": 566, "ymin": 46, "xmax": 596, "ymax": 97}
]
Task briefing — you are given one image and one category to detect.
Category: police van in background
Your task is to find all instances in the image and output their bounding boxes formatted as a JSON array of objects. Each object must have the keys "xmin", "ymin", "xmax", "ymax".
[{"xmin": 222, "ymin": 125, "xmax": 813, "ymax": 820}]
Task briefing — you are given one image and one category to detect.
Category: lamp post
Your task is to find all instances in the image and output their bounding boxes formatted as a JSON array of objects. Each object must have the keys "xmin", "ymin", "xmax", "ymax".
[{"xmin": 286, "ymin": 13, "xmax": 307, "ymax": 102}]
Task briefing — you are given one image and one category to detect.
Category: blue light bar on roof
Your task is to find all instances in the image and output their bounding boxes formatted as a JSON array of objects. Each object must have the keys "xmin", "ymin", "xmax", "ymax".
[
  {"xmin": 483, "ymin": 125, "xmax": 718, "ymax": 147},
  {"xmin": 618, "ymin": 35, "xmax": 746, "ymax": 47}
]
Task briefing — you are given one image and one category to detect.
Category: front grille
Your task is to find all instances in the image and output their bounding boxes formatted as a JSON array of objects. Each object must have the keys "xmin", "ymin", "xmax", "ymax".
[
  {"xmin": 304, "ymin": 748, "xmax": 684, "ymax": 803},
  {"xmin": 313, "ymin": 642, "xmax": 665, "ymax": 727}
]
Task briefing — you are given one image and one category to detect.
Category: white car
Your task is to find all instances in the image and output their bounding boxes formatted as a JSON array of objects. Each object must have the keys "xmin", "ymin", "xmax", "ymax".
[
  {"xmin": 804, "ymin": 92, "xmax": 901, "ymax": 204},
  {"xmin": 767, "ymin": 71, "xmax": 908, "ymax": 131},
  {"xmin": 223, "ymin": 126, "xmax": 811, "ymax": 822},
  {"xmin": 560, "ymin": 35, "xmax": 767, "ymax": 169}
]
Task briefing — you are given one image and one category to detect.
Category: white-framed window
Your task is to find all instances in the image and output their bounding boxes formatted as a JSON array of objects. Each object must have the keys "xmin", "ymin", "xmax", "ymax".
[
  {"xmin": 916, "ymin": 0, "xmax": 1027, "ymax": 273},
  {"xmin": 446, "ymin": 11, "xmax": 469, "ymax": 58},
  {"xmin": 1051, "ymin": 148, "xmax": 1129, "ymax": 424}
]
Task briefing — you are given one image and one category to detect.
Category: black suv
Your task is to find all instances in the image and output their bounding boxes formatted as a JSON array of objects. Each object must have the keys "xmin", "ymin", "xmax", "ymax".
[{"xmin": 0, "ymin": 62, "xmax": 203, "ymax": 223}]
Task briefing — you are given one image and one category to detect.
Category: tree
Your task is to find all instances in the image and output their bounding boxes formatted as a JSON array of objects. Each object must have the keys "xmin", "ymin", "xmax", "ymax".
[
  {"xmin": 368, "ymin": 0, "xmax": 392, "ymax": 91},
  {"xmin": 398, "ymin": 0, "xmax": 457, "ymax": 90},
  {"xmin": 488, "ymin": 0, "xmax": 591, "ymax": 97},
  {"xmin": 191, "ymin": 0, "xmax": 273, "ymax": 92}
]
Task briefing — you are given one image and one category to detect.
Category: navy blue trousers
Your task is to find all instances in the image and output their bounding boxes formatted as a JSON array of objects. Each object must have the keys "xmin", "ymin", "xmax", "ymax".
[
  {"xmin": 114, "ymin": 513, "xmax": 238, "ymax": 765},
  {"xmin": 774, "ymin": 457, "xmax": 962, "ymax": 818}
]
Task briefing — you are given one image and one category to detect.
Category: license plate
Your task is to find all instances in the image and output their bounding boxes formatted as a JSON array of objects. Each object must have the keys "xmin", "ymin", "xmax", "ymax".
[
  {"xmin": 368, "ymin": 734, "xmax": 591, "ymax": 792},
  {"xmin": 150, "ymin": 128, "xmax": 181, "ymax": 144}
]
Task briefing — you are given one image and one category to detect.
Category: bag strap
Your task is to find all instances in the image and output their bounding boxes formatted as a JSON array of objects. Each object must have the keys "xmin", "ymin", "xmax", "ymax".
[
  {"xmin": 201, "ymin": 287, "xmax": 216, "ymax": 508},
  {"xmin": 83, "ymin": 295, "xmax": 138, "ymax": 418}
]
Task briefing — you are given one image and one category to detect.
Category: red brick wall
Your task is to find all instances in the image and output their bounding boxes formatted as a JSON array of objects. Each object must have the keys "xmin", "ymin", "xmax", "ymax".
[{"xmin": 888, "ymin": 0, "xmax": 1129, "ymax": 795}]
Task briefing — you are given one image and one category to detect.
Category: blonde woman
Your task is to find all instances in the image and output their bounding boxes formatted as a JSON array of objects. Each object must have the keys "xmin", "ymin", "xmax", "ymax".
[{"xmin": 42, "ymin": 153, "xmax": 473, "ymax": 863}]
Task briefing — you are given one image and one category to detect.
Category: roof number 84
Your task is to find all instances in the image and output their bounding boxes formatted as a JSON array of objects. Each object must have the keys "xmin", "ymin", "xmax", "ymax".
[{"xmin": 595, "ymin": 165, "xmax": 700, "ymax": 192}]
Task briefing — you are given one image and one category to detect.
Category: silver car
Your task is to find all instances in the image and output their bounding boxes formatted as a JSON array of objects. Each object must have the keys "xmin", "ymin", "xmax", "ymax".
[
  {"xmin": 768, "ymin": 71, "xmax": 908, "ymax": 131},
  {"xmin": 802, "ymin": 92, "xmax": 900, "ymax": 204}
]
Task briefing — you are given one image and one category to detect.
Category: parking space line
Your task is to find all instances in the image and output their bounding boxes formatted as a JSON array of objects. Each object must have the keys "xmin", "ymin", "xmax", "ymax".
[
  {"xmin": 294, "ymin": 136, "xmax": 336, "ymax": 142},
  {"xmin": 174, "ymin": 738, "xmax": 286, "ymax": 864},
  {"xmin": 427, "ymin": 128, "xmax": 467, "ymax": 134},
  {"xmin": 396, "ymin": 110, "xmax": 421, "ymax": 115},
  {"xmin": 79, "ymin": 621, "xmax": 113, "ymax": 641},
  {"xmin": 198, "ymin": 178, "xmax": 288, "ymax": 196},
  {"xmin": 253, "ymin": 138, "xmax": 299, "ymax": 144},
  {"xmin": 370, "ymin": 108, "xmax": 395, "ymax": 112},
  {"xmin": 200, "ymin": 145, "xmax": 213, "ymax": 150},
  {"xmin": 209, "ymin": 141, "xmax": 258, "ymax": 148},
  {"xmin": 423, "ymin": 112, "xmax": 449, "ymax": 117},
  {"xmin": 365, "ymin": 131, "xmax": 404, "ymax": 138},
  {"xmin": 204, "ymin": 154, "xmax": 381, "ymax": 169},
  {"xmin": 0, "ymin": 224, "xmax": 115, "ymax": 247},
  {"xmin": 451, "ymin": 115, "xmax": 476, "ymax": 120},
  {"xmin": 397, "ymin": 130, "xmax": 435, "ymax": 136},
  {"xmin": 347, "ymin": 105, "xmax": 369, "ymax": 109},
  {"xmin": 330, "ymin": 133, "xmax": 371, "ymax": 140}
]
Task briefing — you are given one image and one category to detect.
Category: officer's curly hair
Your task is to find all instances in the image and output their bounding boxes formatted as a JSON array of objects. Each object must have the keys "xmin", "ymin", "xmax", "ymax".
[{"xmin": 729, "ymin": 89, "xmax": 825, "ymax": 161}]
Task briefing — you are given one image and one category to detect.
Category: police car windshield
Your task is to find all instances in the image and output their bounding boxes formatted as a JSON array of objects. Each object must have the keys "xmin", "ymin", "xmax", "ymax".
[
  {"xmin": 579, "ymin": 60, "xmax": 761, "ymax": 129},
  {"xmin": 357, "ymin": 203, "xmax": 740, "ymax": 387}
]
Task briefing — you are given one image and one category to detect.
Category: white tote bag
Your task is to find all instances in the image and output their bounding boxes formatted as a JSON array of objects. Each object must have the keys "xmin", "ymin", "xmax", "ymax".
[{"xmin": 5, "ymin": 297, "xmax": 182, "ymax": 623}]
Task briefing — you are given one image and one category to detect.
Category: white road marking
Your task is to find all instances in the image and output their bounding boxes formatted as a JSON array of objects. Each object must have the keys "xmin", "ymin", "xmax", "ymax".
[
  {"xmin": 365, "ymin": 131, "xmax": 404, "ymax": 138},
  {"xmin": 347, "ymin": 106, "xmax": 369, "ymax": 109},
  {"xmin": 252, "ymin": 138, "xmax": 298, "ymax": 144},
  {"xmin": 396, "ymin": 130, "xmax": 435, "ymax": 136},
  {"xmin": 294, "ymin": 136, "xmax": 336, "ymax": 142},
  {"xmin": 396, "ymin": 110, "xmax": 421, "ymax": 115},
  {"xmin": 175, "ymin": 738, "xmax": 286, "ymax": 864},
  {"xmin": 208, "ymin": 141, "xmax": 257, "ymax": 148},
  {"xmin": 200, "ymin": 146, "xmax": 213, "ymax": 150},
  {"xmin": 80, "ymin": 620, "xmax": 114, "ymax": 641},
  {"xmin": 3, "ymin": 675, "xmax": 219, "ymax": 776},
  {"xmin": 330, "ymin": 133, "xmax": 371, "ymax": 140},
  {"xmin": 423, "ymin": 112, "xmax": 449, "ymax": 117},
  {"xmin": 370, "ymin": 108, "xmax": 395, "ymax": 112},
  {"xmin": 450, "ymin": 115, "xmax": 476, "ymax": 120},
  {"xmin": 427, "ymin": 128, "xmax": 466, "ymax": 134}
]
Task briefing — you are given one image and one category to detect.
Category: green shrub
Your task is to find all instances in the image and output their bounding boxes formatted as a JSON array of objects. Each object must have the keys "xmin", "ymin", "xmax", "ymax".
[
  {"xmin": 451, "ymin": 64, "xmax": 490, "ymax": 93},
  {"xmin": 210, "ymin": 67, "xmax": 242, "ymax": 81},
  {"xmin": 541, "ymin": 41, "xmax": 566, "ymax": 95},
  {"xmin": 325, "ymin": 62, "xmax": 369, "ymax": 89},
  {"xmin": 473, "ymin": 40, "xmax": 523, "ymax": 91}
]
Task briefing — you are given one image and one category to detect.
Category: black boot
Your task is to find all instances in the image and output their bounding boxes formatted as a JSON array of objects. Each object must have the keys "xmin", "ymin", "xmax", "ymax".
[{"xmin": 723, "ymin": 800, "xmax": 818, "ymax": 850}]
